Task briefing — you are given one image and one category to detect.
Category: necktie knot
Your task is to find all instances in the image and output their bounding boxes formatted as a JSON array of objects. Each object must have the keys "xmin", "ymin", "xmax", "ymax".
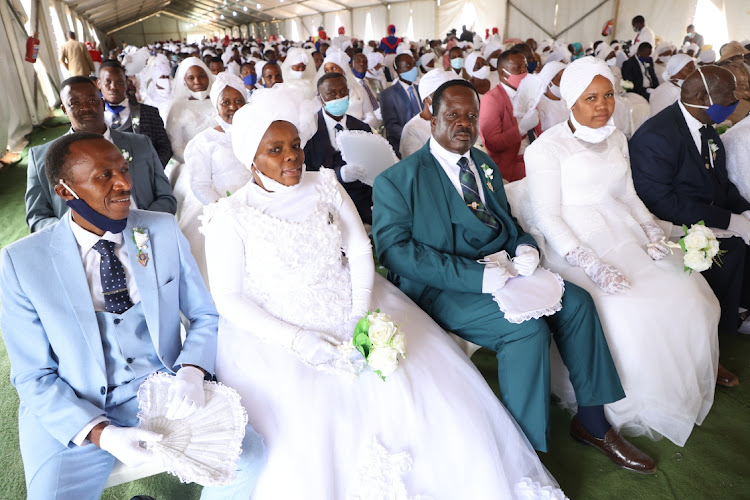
[
  {"xmin": 335, "ymin": 123, "xmax": 344, "ymax": 132},
  {"xmin": 457, "ymin": 156, "xmax": 470, "ymax": 169},
  {"xmin": 699, "ymin": 125, "xmax": 710, "ymax": 138},
  {"xmin": 93, "ymin": 239, "xmax": 116, "ymax": 256}
]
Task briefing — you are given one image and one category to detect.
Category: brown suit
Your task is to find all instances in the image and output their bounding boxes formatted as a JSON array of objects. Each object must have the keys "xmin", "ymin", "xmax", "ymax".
[{"xmin": 59, "ymin": 39, "xmax": 95, "ymax": 77}]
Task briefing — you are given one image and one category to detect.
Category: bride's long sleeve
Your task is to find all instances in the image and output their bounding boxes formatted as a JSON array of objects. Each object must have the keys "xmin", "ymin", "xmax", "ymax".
[
  {"xmin": 525, "ymin": 142, "xmax": 584, "ymax": 258},
  {"xmin": 204, "ymin": 213, "xmax": 302, "ymax": 349},
  {"xmin": 335, "ymin": 183, "xmax": 374, "ymax": 319},
  {"xmin": 615, "ymin": 139, "xmax": 661, "ymax": 227},
  {"xmin": 185, "ymin": 136, "xmax": 222, "ymax": 205}
]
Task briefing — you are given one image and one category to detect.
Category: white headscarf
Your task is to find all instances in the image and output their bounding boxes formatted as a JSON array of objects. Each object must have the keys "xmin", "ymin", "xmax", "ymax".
[
  {"xmin": 464, "ymin": 52, "xmax": 488, "ymax": 79},
  {"xmin": 515, "ymin": 61, "xmax": 566, "ymax": 119},
  {"xmin": 418, "ymin": 53, "xmax": 436, "ymax": 71},
  {"xmin": 483, "ymin": 41, "xmax": 503, "ymax": 65},
  {"xmin": 559, "ymin": 56, "xmax": 614, "ymax": 109},
  {"xmin": 285, "ymin": 47, "xmax": 309, "ymax": 66},
  {"xmin": 366, "ymin": 52, "xmax": 384, "ymax": 70},
  {"xmin": 209, "ymin": 72, "xmax": 249, "ymax": 109},
  {"xmin": 321, "ymin": 47, "xmax": 350, "ymax": 73},
  {"xmin": 280, "ymin": 48, "xmax": 316, "ymax": 98},
  {"xmin": 231, "ymin": 86, "xmax": 319, "ymax": 170},
  {"xmin": 594, "ymin": 43, "xmax": 613, "ymax": 60},
  {"xmin": 417, "ymin": 68, "xmax": 462, "ymax": 104},
  {"xmin": 171, "ymin": 57, "xmax": 215, "ymax": 103},
  {"xmin": 698, "ymin": 50, "xmax": 716, "ymax": 65},
  {"xmin": 663, "ymin": 53, "xmax": 693, "ymax": 82}
]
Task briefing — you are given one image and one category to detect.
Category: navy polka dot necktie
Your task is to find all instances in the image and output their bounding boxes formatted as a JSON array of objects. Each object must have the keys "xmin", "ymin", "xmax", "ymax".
[{"xmin": 93, "ymin": 240, "xmax": 133, "ymax": 314}]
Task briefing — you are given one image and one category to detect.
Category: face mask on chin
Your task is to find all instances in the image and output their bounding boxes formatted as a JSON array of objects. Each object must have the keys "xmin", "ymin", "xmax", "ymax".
[
  {"xmin": 58, "ymin": 180, "xmax": 128, "ymax": 234},
  {"xmin": 472, "ymin": 66, "xmax": 490, "ymax": 80},
  {"xmin": 352, "ymin": 68, "xmax": 366, "ymax": 79},
  {"xmin": 188, "ymin": 88, "xmax": 210, "ymax": 100},
  {"xmin": 251, "ymin": 163, "xmax": 306, "ymax": 192},
  {"xmin": 548, "ymin": 82, "xmax": 562, "ymax": 98},
  {"xmin": 289, "ymin": 70, "xmax": 306, "ymax": 80},
  {"xmin": 569, "ymin": 111, "xmax": 616, "ymax": 144},
  {"xmin": 606, "ymin": 58, "xmax": 617, "ymax": 67}
]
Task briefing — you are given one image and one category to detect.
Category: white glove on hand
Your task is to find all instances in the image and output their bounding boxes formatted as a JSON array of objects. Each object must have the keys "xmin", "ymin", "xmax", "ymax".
[
  {"xmin": 292, "ymin": 330, "xmax": 342, "ymax": 366},
  {"xmin": 566, "ymin": 246, "xmax": 631, "ymax": 294},
  {"xmin": 641, "ymin": 221, "xmax": 669, "ymax": 260},
  {"xmin": 165, "ymin": 366, "xmax": 205, "ymax": 420},
  {"xmin": 340, "ymin": 164, "xmax": 367, "ymax": 183},
  {"xmin": 480, "ymin": 250, "xmax": 517, "ymax": 293},
  {"xmin": 512, "ymin": 245, "xmax": 540, "ymax": 276},
  {"xmin": 99, "ymin": 425, "xmax": 162, "ymax": 467},
  {"xmin": 518, "ymin": 109, "xmax": 539, "ymax": 135},
  {"xmin": 728, "ymin": 213, "xmax": 750, "ymax": 245}
]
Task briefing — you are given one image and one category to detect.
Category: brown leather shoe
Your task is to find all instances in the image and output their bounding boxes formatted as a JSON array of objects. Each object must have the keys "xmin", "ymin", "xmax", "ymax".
[
  {"xmin": 717, "ymin": 364, "xmax": 739, "ymax": 387},
  {"xmin": 570, "ymin": 416, "xmax": 657, "ymax": 474}
]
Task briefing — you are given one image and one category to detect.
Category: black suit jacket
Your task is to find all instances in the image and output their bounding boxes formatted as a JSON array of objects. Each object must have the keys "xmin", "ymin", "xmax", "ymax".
[
  {"xmin": 621, "ymin": 56, "xmax": 659, "ymax": 101},
  {"xmin": 304, "ymin": 109, "xmax": 373, "ymax": 223},
  {"xmin": 124, "ymin": 101, "xmax": 173, "ymax": 167},
  {"xmin": 629, "ymin": 102, "xmax": 750, "ymax": 229}
]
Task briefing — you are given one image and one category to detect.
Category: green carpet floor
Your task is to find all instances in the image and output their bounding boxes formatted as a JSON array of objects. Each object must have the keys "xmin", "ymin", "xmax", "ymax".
[{"xmin": 0, "ymin": 115, "xmax": 748, "ymax": 499}]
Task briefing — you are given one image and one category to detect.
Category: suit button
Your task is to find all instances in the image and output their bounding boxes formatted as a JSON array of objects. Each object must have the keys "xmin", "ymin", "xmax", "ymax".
[
  {"xmin": 100, "ymin": 386, "xmax": 106, "ymax": 395},
  {"xmin": 127, "ymin": 357, "xmax": 134, "ymax": 364},
  {"xmin": 114, "ymin": 319, "xmax": 121, "ymax": 325}
]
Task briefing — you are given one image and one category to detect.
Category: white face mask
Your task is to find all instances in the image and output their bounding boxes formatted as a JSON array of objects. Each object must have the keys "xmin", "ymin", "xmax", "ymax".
[
  {"xmin": 289, "ymin": 69, "xmax": 306, "ymax": 80},
  {"xmin": 217, "ymin": 115, "xmax": 232, "ymax": 133},
  {"xmin": 472, "ymin": 66, "xmax": 490, "ymax": 80},
  {"xmin": 251, "ymin": 163, "xmax": 306, "ymax": 192},
  {"xmin": 489, "ymin": 59, "xmax": 498, "ymax": 69},
  {"xmin": 569, "ymin": 111, "xmax": 616, "ymax": 144},
  {"xmin": 188, "ymin": 88, "xmax": 210, "ymax": 100},
  {"xmin": 671, "ymin": 78, "xmax": 684, "ymax": 88},
  {"xmin": 606, "ymin": 58, "xmax": 617, "ymax": 67},
  {"xmin": 658, "ymin": 55, "xmax": 671, "ymax": 64},
  {"xmin": 548, "ymin": 82, "xmax": 561, "ymax": 98}
]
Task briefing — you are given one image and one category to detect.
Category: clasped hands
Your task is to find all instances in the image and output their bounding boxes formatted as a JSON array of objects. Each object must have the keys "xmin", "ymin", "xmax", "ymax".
[{"xmin": 481, "ymin": 245, "xmax": 540, "ymax": 294}]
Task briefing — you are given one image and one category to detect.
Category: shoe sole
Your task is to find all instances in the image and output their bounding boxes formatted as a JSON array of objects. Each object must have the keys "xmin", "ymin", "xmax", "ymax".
[{"xmin": 570, "ymin": 432, "xmax": 658, "ymax": 475}]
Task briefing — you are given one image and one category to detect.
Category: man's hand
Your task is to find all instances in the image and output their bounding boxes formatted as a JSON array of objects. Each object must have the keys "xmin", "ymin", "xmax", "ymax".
[
  {"xmin": 165, "ymin": 366, "xmax": 206, "ymax": 420},
  {"xmin": 512, "ymin": 245, "xmax": 540, "ymax": 276},
  {"xmin": 97, "ymin": 424, "xmax": 162, "ymax": 467}
]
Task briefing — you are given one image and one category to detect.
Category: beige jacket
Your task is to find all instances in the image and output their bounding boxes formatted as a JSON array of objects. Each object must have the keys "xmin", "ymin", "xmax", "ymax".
[{"xmin": 59, "ymin": 39, "xmax": 95, "ymax": 77}]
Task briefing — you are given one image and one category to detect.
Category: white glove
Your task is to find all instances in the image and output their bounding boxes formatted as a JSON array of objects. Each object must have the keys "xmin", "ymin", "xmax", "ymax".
[
  {"xmin": 292, "ymin": 329, "xmax": 342, "ymax": 366},
  {"xmin": 728, "ymin": 213, "xmax": 750, "ymax": 245},
  {"xmin": 641, "ymin": 221, "xmax": 669, "ymax": 260},
  {"xmin": 480, "ymin": 250, "xmax": 517, "ymax": 293},
  {"xmin": 518, "ymin": 109, "xmax": 539, "ymax": 135},
  {"xmin": 512, "ymin": 245, "xmax": 540, "ymax": 276},
  {"xmin": 165, "ymin": 366, "xmax": 205, "ymax": 420},
  {"xmin": 99, "ymin": 425, "xmax": 162, "ymax": 467},
  {"xmin": 340, "ymin": 164, "xmax": 367, "ymax": 183},
  {"xmin": 566, "ymin": 245, "xmax": 631, "ymax": 294}
]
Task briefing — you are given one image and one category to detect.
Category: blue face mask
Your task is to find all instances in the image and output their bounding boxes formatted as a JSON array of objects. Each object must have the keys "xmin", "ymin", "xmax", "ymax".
[
  {"xmin": 400, "ymin": 66, "xmax": 418, "ymax": 83},
  {"xmin": 323, "ymin": 96, "xmax": 350, "ymax": 117},
  {"xmin": 352, "ymin": 68, "xmax": 367, "ymax": 79},
  {"xmin": 450, "ymin": 57, "xmax": 464, "ymax": 70},
  {"xmin": 171, "ymin": 55, "xmax": 178, "ymax": 62},
  {"xmin": 243, "ymin": 74, "xmax": 257, "ymax": 86},
  {"xmin": 59, "ymin": 180, "xmax": 128, "ymax": 234},
  {"xmin": 682, "ymin": 66, "xmax": 740, "ymax": 124},
  {"xmin": 267, "ymin": 59, "xmax": 277, "ymax": 65},
  {"xmin": 638, "ymin": 56, "xmax": 652, "ymax": 64},
  {"xmin": 527, "ymin": 61, "xmax": 538, "ymax": 73}
]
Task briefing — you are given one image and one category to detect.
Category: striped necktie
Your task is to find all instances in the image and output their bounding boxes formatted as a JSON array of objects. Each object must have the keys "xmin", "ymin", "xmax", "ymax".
[
  {"xmin": 361, "ymin": 80, "xmax": 379, "ymax": 110},
  {"xmin": 457, "ymin": 157, "xmax": 500, "ymax": 231}
]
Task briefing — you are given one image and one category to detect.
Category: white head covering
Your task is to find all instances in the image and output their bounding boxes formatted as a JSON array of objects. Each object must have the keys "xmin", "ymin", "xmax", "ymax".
[
  {"xmin": 209, "ymin": 72, "xmax": 249, "ymax": 109},
  {"xmin": 231, "ymin": 86, "xmax": 320, "ymax": 169},
  {"xmin": 255, "ymin": 61, "xmax": 267, "ymax": 83},
  {"xmin": 520, "ymin": 61, "xmax": 566, "ymax": 117},
  {"xmin": 685, "ymin": 43, "xmax": 700, "ymax": 54},
  {"xmin": 322, "ymin": 47, "xmax": 350, "ymax": 73},
  {"xmin": 418, "ymin": 52, "xmax": 436, "ymax": 70},
  {"xmin": 663, "ymin": 53, "xmax": 693, "ymax": 82},
  {"xmin": 594, "ymin": 43, "xmax": 613, "ymax": 60},
  {"xmin": 699, "ymin": 49, "xmax": 716, "ymax": 64},
  {"xmin": 463, "ymin": 52, "xmax": 485, "ymax": 79},
  {"xmin": 285, "ymin": 47, "xmax": 309, "ymax": 66},
  {"xmin": 417, "ymin": 69, "xmax": 462, "ymax": 104},
  {"xmin": 559, "ymin": 56, "xmax": 614, "ymax": 108},
  {"xmin": 655, "ymin": 41, "xmax": 673, "ymax": 57},
  {"xmin": 150, "ymin": 54, "xmax": 172, "ymax": 79},
  {"xmin": 396, "ymin": 43, "xmax": 412, "ymax": 55},
  {"xmin": 170, "ymin": 56, "xmax": 215, "ymax": 102},
  {"xmin": 366, "ymin": 52, "xmax": 384, "ymax": 69},
  {"xmin": 483, "ymin": 41, "xmax": 503, "ymax": 60}
]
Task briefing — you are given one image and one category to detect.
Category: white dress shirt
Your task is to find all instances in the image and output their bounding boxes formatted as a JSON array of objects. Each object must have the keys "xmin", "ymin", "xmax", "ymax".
[
  {"xmin": 429, "ymin": 137, "xmax": 486, "ymax": 203},
  {"xmin": 678, "ymin": 100, "xmax": 714, "ymax": 168},
  {"xmin": 322, "ymin": 110, "xmax": 347, "ymax": 151},
  {"xmin": 103, "ymin": 99, "xmax": 131, "ymax": 129},
  {"xmin": 68, "ymin": 211, "xmax": 142, "ymax": 445}
]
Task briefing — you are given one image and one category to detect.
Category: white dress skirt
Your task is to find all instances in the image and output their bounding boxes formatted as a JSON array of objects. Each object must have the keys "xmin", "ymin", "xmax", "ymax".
[{"xmin": 202, "ymin": 169, "xmax": 566, "ymax": 499}]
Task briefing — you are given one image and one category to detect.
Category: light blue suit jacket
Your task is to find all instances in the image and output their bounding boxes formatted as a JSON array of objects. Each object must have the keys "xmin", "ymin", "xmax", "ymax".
[
  {"xmin": 0, "ymin": 209, "xmax": 218, "ymax": 480},
  {"xmin": 25, "ymin": 128, "xmax": 177, "ymax": 233}
]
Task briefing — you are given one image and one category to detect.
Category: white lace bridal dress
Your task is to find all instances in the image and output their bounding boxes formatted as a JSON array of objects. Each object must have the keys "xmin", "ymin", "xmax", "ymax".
[{"xmin": 201, "ymin": 169, "xmax": 566, "ymax": 500}]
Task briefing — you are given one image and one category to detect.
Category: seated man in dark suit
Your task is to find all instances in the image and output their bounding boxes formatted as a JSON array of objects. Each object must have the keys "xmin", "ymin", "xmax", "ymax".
[
  {"xmin": 98, "ymin": 60, "xmax": 172, "ymax": 167},
  {"xmin": 631, "ymin": 65, "xmax": 750, "ymax": 350},
  {"xmin": 621, "ymin": 42, "xmax": 658, "ymax": 100},
  {"xmin": 379, "ymin": 53, "xmax": 421, "ymax": 156},
  {"xmin": 303, "ymin": 73, "xmax": 373, "ymax": 223},
  {"xmin": 25, "ymin": 76, "xmax": 176, "ymax": 233}
]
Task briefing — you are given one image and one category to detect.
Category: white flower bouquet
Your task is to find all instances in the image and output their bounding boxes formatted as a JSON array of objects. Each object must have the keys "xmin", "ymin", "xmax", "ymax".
[
  {"xmin": 676, "ymin": 221, "xmax": 724, "ymax": 274},
  {"xmin": 620, "ymin": 80, "xmax": 634, "ymax": 91},
  {"xmin": 351, "ymin": 310, "xmax": 406, "ymax": 380}
]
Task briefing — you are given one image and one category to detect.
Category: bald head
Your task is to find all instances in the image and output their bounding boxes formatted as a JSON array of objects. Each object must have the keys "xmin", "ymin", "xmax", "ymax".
[{"xmin": 681, "ymin": 65, "xmax": 738, "ymax": 123}]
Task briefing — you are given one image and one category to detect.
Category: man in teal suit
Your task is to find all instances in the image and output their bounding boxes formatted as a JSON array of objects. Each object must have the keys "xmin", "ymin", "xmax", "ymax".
[
  {"xmin": 1, "ymin": 133, "xmax": 264, "ymax": 498},
  {"xmin": 373, "ymin": 80, "xmax": 656, "ymax": 473}
]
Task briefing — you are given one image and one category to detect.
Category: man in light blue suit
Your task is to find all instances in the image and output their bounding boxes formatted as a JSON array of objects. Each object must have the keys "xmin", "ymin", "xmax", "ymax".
[
  {"xmin": 1, "ymin": 133, "xmax": 264, "ymax": 499},
  {"xmin": 379, "ymin": 53, "xmax": 421, "ymax": 156},
  {"xmin": 25, "ymin": 76, "xmax": 176, "ymax": 233}
]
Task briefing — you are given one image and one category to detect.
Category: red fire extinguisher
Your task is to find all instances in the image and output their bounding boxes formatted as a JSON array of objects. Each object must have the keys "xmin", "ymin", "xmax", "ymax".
[
  {"xmin": 25, "ymin": 33, "xmax": 40, "ymax": 63},
  {"xmin": 601, "ymin": 19, "xmax": 614, "ymax": 37}
]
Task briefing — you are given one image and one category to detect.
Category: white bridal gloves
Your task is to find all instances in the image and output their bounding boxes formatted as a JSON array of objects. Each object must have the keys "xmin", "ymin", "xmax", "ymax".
[
  {"xmin": 566, "ymin": 245, "xmax": 631, "ymax": 294},
  {"xmin": 728, "ymin": 211, "xmax": 750, "ymax": 245},
  {"xmin": 292, "ymin": 329, "xmax": 342, "ymax": 366},
  {"xmin": 512, "ymin": 245, "xmax": 540, "ymax": 276},
  {"xmin": 481, "ymin": 246, "xmax": 541, "ymax": 293},
  {"xmin": 99, "ymin": 425, "xmax": 163, "ymax": 467},
  {"xmin": 340, "ymin": 164, "xmax": 368, "ymax": 183},
  {"xmin": 165, "ymin": 366, "xmax": 206, "ymax": 420},
  {"xmin": 641, "ymin": 221, "xmax": 669, "ymax": 260}
]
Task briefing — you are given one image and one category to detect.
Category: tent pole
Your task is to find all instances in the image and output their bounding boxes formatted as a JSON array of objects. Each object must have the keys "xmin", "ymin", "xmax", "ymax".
[
  {"xmin": 612, "ymin": 0, "xmax": 620, "ymax": 40},
  {"xmin": 0, "ymin": 0, "xmax": 39, "ymax": 123},
  {"xmin": 504, "ymin": 0, "xmax": 510, "ymax": 40}
]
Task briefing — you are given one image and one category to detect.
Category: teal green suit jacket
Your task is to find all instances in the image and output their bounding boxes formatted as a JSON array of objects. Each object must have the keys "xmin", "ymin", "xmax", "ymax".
[{"xmin": 372, "ymin": 141, "xmax": 536, "ymax": 312}]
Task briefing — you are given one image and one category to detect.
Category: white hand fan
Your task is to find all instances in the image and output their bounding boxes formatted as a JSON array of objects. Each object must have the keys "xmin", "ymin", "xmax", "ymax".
[
  {"xmin": 336, "ymin": 130, "xmax": 400, "ymax": 186},
  {"xmin": 492, "ymin": 268, "xmax": 565, "ymax": 324},
  {"xmin": 137, "ymin": 372, "xmax": 248, "ymax": 487}
]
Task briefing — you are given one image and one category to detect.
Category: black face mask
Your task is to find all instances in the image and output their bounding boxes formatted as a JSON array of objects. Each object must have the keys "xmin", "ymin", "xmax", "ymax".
[{"xmin": 59, "ymin": 180, "xmax": 128, "ymax": 233}]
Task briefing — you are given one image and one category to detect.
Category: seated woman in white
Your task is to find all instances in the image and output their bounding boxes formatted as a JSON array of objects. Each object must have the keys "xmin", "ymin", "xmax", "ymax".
[
  {"xmin": 518, "ymin": 57, "xmax": 720, "ymax": 447},
  {"xmin": 649, "ymin": 55, "xmax": 695, "ymax": 117},
  {"xmin": 200, "ymin": 88, "xmax": 566, "ymax": 500},
  {"xmin": 143, "ymin": 54, "xmax": 172, "ymax": 124},
  {"xmin": 165, "ymin": 57, "xmax": 216, "ymax": 164},
  {"xmin": 180, "ymin": 72, "xmax": 252, "ymax": 285},
  {"xmin": 280, "ymin": 47, "xmax": 317, "ymax": 100}
]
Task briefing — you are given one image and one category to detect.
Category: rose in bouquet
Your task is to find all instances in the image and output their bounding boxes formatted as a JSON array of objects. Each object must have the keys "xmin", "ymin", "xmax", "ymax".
[
  {"xmin": 677, "ymin": 221, "xmax": 724, "ymax": 274},
  {"xmin": 351, "ymin": 310, "xmax": 406, "ymax": 380},
  {"xmin": 620, "ymin": 80, "xmax": 634, "ymax": 91}
]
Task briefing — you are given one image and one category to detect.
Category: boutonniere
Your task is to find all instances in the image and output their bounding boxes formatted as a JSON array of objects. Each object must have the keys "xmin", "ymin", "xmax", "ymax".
[
  {"xmin": 708, "ymin": 139, "xmax": 719, "ymax": 162},
  {"xmin": 133, "ymin": 228, "xmax": 150, "ymax": 267},
  {"xmin": 480, "ymin": 163, "xmax": 495, "ymax": 192},
  {"xmin": 121, "ymin": 148, "xmax": 133, "ymax": 163},
  {"xmin": 131, "ymin": 116, "xmax": 140, "ymax": 128}
]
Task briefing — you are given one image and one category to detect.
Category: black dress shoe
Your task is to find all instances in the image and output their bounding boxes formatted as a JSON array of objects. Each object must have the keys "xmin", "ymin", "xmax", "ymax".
[
  {"xmin": 130, "ymin": 496, "xmax": 156, "ymax": 500},
  {"xmin": 570, "ymin": 416, "xmax": 657, "ymax": 474}
]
